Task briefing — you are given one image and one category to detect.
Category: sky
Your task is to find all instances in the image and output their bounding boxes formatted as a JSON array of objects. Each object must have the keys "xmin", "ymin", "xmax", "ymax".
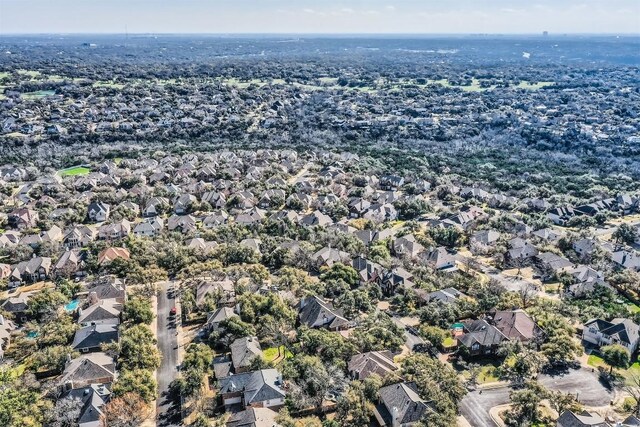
[{"xmin": 0, "ymin": 0, "xmax": 638, "ymax": 34}]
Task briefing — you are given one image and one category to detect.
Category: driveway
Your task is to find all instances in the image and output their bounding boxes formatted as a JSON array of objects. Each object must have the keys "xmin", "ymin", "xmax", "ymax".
[
  {"xmin": 156, "ymin": 281, "xmax": 181, "ymax": 427},
  {"xmin": 389, "ymin": 314, "xmax": 426, "ymax": 350},
  {"xmin": 459, "ymin": 367, "xmax": 613, "ymax": 426}
]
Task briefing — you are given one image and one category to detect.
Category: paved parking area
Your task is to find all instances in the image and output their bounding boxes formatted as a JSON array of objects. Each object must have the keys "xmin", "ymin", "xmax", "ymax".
[{"xmin": 460, "ymin": 367, "xmax": 614, "ymax": 426}]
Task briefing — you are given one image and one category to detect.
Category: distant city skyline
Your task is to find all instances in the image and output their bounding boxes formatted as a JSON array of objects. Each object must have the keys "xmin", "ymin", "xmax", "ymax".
[{"xmin": 1, "ymin": 0, "xmax": 639, "ymax": 35}]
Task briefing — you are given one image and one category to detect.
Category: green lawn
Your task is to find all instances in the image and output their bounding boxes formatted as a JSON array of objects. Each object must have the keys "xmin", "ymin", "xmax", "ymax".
[
  {"xmin": 59, "ymin": 166, "xmax": 91, "ymax": 177},
  {"xmin": 263, "ymin": 346, "xmax": 293, "ymax": 363},
  {"xmin": 625, "ymin": 301, "xmax": 640, "ymax": 314},
  {"xmin": 476, "ymin": 365, "xmax": 499, "ymax": 384},
  {"xmin": 588, "ymin": 354, "xmax": 640, "ymax": 385},
  {"xmin": 442, "ymin": 336, "xmax": 457, "ymax": 348}
]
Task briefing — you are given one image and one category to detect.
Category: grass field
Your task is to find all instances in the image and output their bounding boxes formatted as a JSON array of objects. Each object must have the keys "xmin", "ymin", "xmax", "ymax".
[
  {"xmin": 263, "ymin": 346, "xmax": 293, "ymax": 363},
  {"xmin": 93, "ymin": 81, "xmax": 125, "ymax": 89},
  {"xmin": 21, "ymin": 89, "xmax": 56, "ymax": 99},
  {"xmin": 59, "ymin": 166, "xmax": 91, "ymax": 176}
]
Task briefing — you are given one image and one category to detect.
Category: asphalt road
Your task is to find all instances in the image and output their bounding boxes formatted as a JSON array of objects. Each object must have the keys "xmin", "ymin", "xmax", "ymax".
[
  {"xmin": 459, "ymin": 367, "xmax": 614, "ymax": 427},
  {"xmin": 156, "ymin": 281, "xmax": 181, "ymax": 427}
]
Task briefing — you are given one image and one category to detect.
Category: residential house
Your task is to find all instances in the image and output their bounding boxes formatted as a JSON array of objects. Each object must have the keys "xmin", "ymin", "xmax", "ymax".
[
  {"xmin": 98, "ymin": 219, "xmax": 131, "ymax": 240},
  {"xmin": 547, "ymin": 206, "xmax": 575, "ymax": 226},
  {"xmin": 64, "ymin": 226, "xmax": 97, "ymax": 249},
  {"xmin": 556, "ymin": 410, "xmax": 609, "ymax": 427},
  {"xmin": 583, "ymin": 318, "xmax": 640, "ymax": 354},
  {"xmin": 97, "ymin": 247, "xmax": 130, "ymax": 265},
  {"xmin": 230, "ymin": 336, "xmax": 262, "ymax": 373},
  {"xmin": 470, "ymin": 229, "xmax": 501, "ymax": 250},
  {"xmin": 379, "ymin": 175, "xmax": 405, "ymax": 191},
  {"xmin": 490, "ymin": 310, "xmax": 541, "ymax": 343},
  {"xmin": 226, "ymin": 407, "xmax": 279, "ymax": 427},
  {"xmin": 167, "ymin": 214, "xmax": 197, "ymax": 234},
  {"xmin": 206, "ymin": 307, "xmax": 239, "ymax": 333},
  {"xmin": 457, "ymin": 320, "xmax": 509, "ymax": 357},
  {"xmin": 72, "ymin": 324, "xmax": 119, "ymax": 353},
  {"xmin": 9, "ymin": 257, "xmax": 52, "ymax": 286},
  {"xmin": 311, "ymin": 247, "xmax": 351, "ymax": 269},
  {"xmin": 60, "ymin": 353, "xmax": 116, "ymax": 390},
  {"xmin": 507, "ymin": 238, "xmax": 539, "ymax": 263},
  {"xmin": 0, "ymin": 315, "xmax": 16, "ymax": 359},
  {"xmin": 298, "ymin": 295, "xmax": 349, "ymax": 331},
  {"xmin": 53, "ymin": 249, "xmax": 85, "ymax": 278},
  {"xmin": 417, "ymin": 287, "xmax": 467, "ymax": 305},
  {"xmin": 186, "ymin": 238, "xmax": 218, "ymax": 253},
  {"xmin": 424, "ymin": 247, "xmax": 457, "ymax": 271},
  {"xmin": 203, "ymin": 211, "xmax": 230, "ymax": 228},
  {"xmin": 78, "ymin": 299, "xmax": 122, "ymax": 327},
  {"xmin": 563, "ymin": 266, "xmax": 608, "ymax": 298},
  {"xmin": 60, "ymin": 384, "xmax": 110, "ymax": 427},
  {"xmin": 87, "ymin": 201, "xmax": 110, "ymax": 223},
  {"xmin": 536, "ymin": 252, "xmax": 573, "ymax": 279},
  {"xmin": 86, "ymin": 277, "xmax": 126, "ymax": 304},
  {"xmin": 531, "ymin": 228, "xmax": 563, "ymax": 243},
  {"xmin": 8, "ymin": 208, "xmax": 39, "ymax": 230},
  {"xmin": 393, "ymin": 235, "xmax": 425, "ymax": 259},
  {"xmin": 348, "ymin": 350, "xmax": 398, "ymax": 380},
  {"xmin": 1, "ymin": 292, "xmax": 33, "ymax": 322},
  {"xmin": 299, "ymin": 210, "xmax": 333, "ymax": 227},
  {"xmin": 373, "ymin": 382, "xmax": 431, "ymax": 427},
  {"xmin": 196, "ymin": 278, "xmax": 236, "ymax": 308},
  {"xmin": 132, "ymin": 217, "xmax": 163, "ymax": 237},
  {"xmin": 612, "ymin": 250, "xmax": 640, "ymax": 272},
  {"xmin": 218, "ymin": 369, "xmax": 285, "ymax": 409}
]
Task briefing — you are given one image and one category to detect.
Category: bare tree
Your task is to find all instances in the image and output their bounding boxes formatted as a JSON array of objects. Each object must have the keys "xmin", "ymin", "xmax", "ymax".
[
  {"xmin": 45, "ymin": 397, "xmax": 83, "ymax": 427},
  {"xmin": 622, "ymin": 373, "xmax": 640, "ymax": 415},
  {"xmin": 518, "ymin": 282, "xmax": 538, "ymax": 308}
]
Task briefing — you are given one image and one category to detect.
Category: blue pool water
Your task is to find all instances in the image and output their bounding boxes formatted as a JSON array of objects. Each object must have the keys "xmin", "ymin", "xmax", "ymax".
[
  {"xmin": 64, "ymin": 299, "xmax": 79, "ymax": 311},
  {"xmin": 26, "ymin": 331, "xmax": 38, "ymax": 339}
]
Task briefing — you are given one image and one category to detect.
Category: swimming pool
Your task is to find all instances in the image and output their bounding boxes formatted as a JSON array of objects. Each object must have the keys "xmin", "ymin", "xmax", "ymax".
[
  {"xmin": 26, "ymin": 331, "xmax": 38, "ymax": 339},
  {"xmin": 64, "ymin": 299, "xmax": 80, "ymax": 311}
]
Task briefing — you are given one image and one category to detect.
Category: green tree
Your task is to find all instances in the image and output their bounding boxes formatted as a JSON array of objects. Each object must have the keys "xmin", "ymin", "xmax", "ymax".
[
  {"xmin": 350, "ymin": 312, "xmax": 405, "ymax": 352},
  {"xmin": 613, "ymin": 223, "xmax": 638, "ymax": 246},
  {"xmin": 505, "ymin": 381, "xmax": 547, "ymax": 426},
  {"xmin": 320, "ymin": 263, "xmax": 359, "ymax": 287},
  {"xmin": 113, "ymin": 369, "xmax": 157, "ymax": 403},
  {"xmin": 0, "ymin": 368, "xmax": 49, "ymax": 427},
  {"xmin": 28, "ymin": 345, "xmax": 76, "ymax": 373},
  {"xmin": 118, "ymin": 324, "xmax": 161, "ymax": 371},
  {"xmin": 182, "ymin": 343, "xmax": 214, "ymax": 372},
  {"xmin": 122, "ymin": 296, "xmax": 154, "ymax": 325},
  {"xmin": 601, "ymin": 344, "xmax": 630, "ymax": 375},
  {"xmin": 37, "ymin": 313, "xmax": 78, "ymax": 347},
  {"xmin": 401, "ymin": 354, "xmax": 467, "ymax": 427},
  {"xmin": 297, "ymin": 326, "xmax": 357, "ymax": 368},
  {"xmin": 335, "ymin": 381, "xmax": 372, "ymax": 427},
  {"xmin": 428, "ymin": 227, "xmax": 464, "ymax": 248},
  {"xmin": 419, "ymin": 325, "xmax": 448, "ymax": 350},
  {"xmin": 27, "ymin": 289, "xmax": 68, "ymax": 320}
]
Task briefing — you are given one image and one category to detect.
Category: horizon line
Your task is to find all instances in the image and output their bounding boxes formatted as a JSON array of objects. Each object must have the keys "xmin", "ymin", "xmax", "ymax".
[{"xmin": 1, "ymin": 32, "xmax": 639, "ymax": 37}]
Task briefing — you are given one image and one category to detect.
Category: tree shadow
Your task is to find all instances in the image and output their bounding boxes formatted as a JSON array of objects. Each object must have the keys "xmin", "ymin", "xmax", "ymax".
[{"xmin": 157, "ymin": 382, "xmax": 183, "ymax": 426}]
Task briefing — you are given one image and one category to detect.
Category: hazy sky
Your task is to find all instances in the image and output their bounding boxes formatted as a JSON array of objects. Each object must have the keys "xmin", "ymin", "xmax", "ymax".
[{"xmin": 1, "ymin": 0, "xmax": 638, "ymax": 34}]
